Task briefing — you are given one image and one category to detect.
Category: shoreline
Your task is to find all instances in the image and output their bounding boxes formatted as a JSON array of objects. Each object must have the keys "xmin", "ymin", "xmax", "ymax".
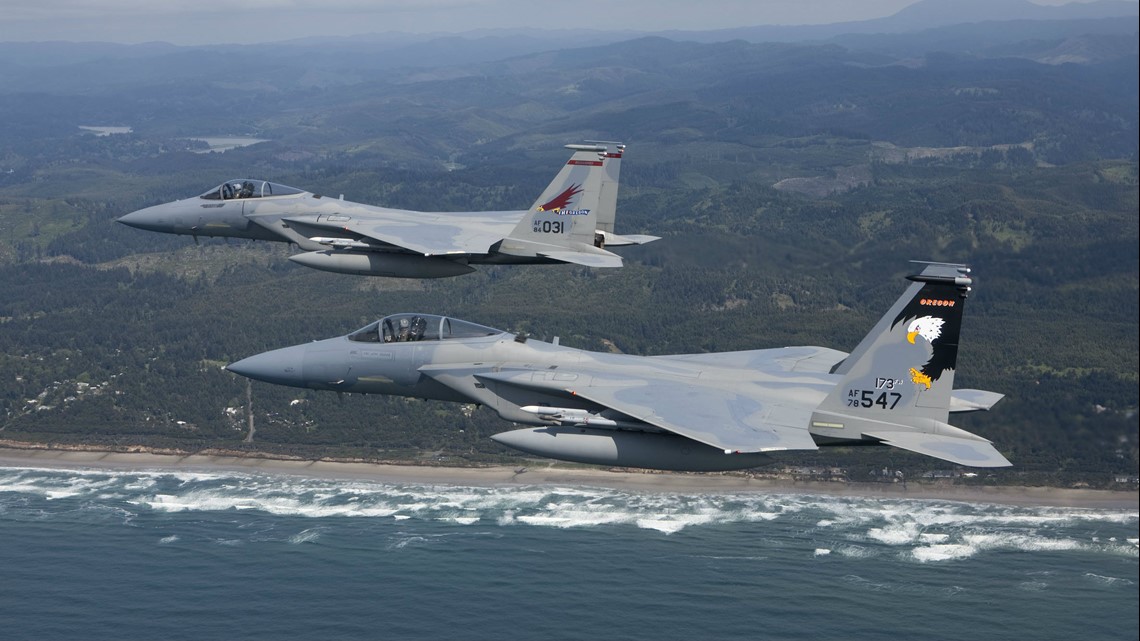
[{"xmin": 1, "ymin": 444, "xmax": 1136, "ymax": 509}]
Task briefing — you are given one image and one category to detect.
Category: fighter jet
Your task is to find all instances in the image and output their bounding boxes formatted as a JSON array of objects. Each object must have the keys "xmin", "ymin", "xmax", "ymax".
[
  {"xmin": 225, "ymin": 262, "xmax": 1010, "ymax": 471},
  {"xmin": 117, "ymin": 142, "xmax": 656, "ymax": 278}
]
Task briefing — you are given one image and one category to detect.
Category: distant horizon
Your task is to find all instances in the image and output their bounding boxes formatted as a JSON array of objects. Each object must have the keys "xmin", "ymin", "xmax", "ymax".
[{"xmin": 1, "ymin": 0, "xmax": 1134, "ymax": 46}]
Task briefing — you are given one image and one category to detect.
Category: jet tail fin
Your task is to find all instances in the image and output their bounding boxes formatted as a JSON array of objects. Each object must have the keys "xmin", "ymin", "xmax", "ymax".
[
  {"xmin": 582, "ymin": 141, "xmax": 659, "ymax": 247},
  {"xmin": 501, "ymin": 143, "xmax": 622, "ymax": 266},
  {"xmin": 588, "ymin": 140, "xmax": 623, "ymax": 236},
  {"xmin": 811, "ymin": 262, "xmax": 1010, "ymax": 467}
]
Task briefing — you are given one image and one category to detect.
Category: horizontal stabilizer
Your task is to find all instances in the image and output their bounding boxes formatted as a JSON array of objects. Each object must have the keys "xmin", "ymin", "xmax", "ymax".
[
  {"xmin": 949, "ymin": 389, "xmax": 1004, "ymax": 413},
  {"xmin": 865, "ymin": 430, "xmax": 1012, "ymax": 468},
  {"xmin": 599, "ymin": 231, "xmax": 661, "ymax": 246},
  {"xmin": 539, "ymin": 250, "xmax": 623, "ymax": 268}
]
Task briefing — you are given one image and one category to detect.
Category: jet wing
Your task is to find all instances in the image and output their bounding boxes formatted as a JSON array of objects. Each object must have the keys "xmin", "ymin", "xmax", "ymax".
[
  {"xmin": 655, "ymin": 346, "xmax": 848, "ymax": 374},
  {"xmin": 283, "ymin": 214, "xmax": 623, "ymax": 265},
  {"xmin": 283, "ymin": 214, "xmax": 503, "ymax": 256},
  {"xmin": 474, "ymin": 369, "xmax": 819, "ymax": 454},
  {"xmin": 658, "ymin": 353, "xmax": 1004, "ymax": 409}
]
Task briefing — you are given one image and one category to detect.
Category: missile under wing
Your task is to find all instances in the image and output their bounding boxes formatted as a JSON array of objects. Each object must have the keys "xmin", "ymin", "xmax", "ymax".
[
  {"xmin": 226, "ymin": 262, "xmax": 1010, "ymax": 472},
  {"xmin": 117, "ymin": 143, "xmax": 656, "ymax": 279}
]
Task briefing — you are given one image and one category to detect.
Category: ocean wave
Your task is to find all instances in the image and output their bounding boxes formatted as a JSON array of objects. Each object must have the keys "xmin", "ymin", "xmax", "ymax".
[
  {"xmin": 1083, "ymin": 573, "xmax": 1135, "ymax": 586},
  {"xmin": 911, "ymin": 543, "xmax": 976, "ymax": 562},
  {"xmin": 2, "ymin": 467, "xmax": 1136, "ymax": 551},
  {"xmin": 841, "ymin": 574, "xmax": 965, "ymax": 596},
  {"xmin": 834, "ymin": 544, "xmax": 878, "ymax": 559},
  {"xmin": 288, "ymin": 528, "xmax": 323, "ymax": 544}
]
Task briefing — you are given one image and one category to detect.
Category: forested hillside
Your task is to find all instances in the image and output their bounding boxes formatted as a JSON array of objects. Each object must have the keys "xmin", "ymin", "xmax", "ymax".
[{"xmin": 0, "ymin": 23, "xmax": 1136, "ymax": 486}]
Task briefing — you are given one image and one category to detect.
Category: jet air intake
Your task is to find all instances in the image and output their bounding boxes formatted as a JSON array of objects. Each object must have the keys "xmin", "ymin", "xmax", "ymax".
[{"xmin": 289, "ymin": 250, "xmax": 476, "ymax": 279}]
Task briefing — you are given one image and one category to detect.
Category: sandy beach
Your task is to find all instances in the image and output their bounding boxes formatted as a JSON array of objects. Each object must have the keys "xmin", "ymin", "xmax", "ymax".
[{"xmin": 1, "ymin": 444, "xmax": 1136, "ymax": 509}]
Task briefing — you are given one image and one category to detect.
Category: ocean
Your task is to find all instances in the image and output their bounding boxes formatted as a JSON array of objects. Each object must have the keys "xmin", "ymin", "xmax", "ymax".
[{"xmin": 1, "ymin": 465, "xmax": 1136, "ymax": 641}]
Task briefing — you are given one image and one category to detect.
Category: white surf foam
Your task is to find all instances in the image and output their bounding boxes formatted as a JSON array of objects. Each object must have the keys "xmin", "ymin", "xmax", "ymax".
[
  {"xmin": 835, "ymin": 545, "xmax": 878, "ymax": 559},
  {"xmin": 288, "ymin": 528, "xmax": 322, "ymax": 544},
  {"xmin": 3, "ymin": 467, "xmax": 1137, "ymax": 549},
  {"xmin": 1084, "ymin": 573, "xmax": 1135, "ymax": 586},
  {"xmin": 866, "ymin": 523, "xmax": 921, "ymax": 545},
  {"xmin": 912, "ymin": 543, "xmax": 976, "ymax": 562}
]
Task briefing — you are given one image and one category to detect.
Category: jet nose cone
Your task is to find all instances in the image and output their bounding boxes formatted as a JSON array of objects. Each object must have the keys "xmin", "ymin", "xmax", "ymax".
[
  {"xmin": 226, "ymin": 344, "xmax": 308, "ymax": 387},
  {"xmin": 117, "ymin": 205, "xmax": 164, "ymax": 231}
]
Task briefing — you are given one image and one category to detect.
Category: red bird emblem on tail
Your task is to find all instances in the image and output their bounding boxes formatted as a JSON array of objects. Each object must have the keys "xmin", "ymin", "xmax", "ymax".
[{"xmin": 537, "ymin": 184, "xmax": 582, "ymax": 211}]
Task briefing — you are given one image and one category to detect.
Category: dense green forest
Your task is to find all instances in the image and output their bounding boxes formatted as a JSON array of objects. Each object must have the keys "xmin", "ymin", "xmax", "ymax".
[{"xmin": 0, "ymin": 24, "xmax": 1136, "ymax": 487}]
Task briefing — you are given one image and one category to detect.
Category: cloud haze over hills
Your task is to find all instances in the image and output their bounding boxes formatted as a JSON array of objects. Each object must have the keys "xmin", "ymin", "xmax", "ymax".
[{"xmin": 1, "ymin": 0, "xmax": 1135, "ymax": 45}]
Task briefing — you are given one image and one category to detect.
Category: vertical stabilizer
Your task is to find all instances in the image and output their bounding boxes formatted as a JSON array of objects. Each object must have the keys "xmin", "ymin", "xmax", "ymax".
[
  {"xmin": 811, "ymin": 262, "xmax": 1009, "ymax": 467},
  {"xmin": 588, "ymin": 140, "xmax": 624, "ymax": 235},
  {"xmin": 822, "ymin": 262, "xmax": 973, "ymax": 422},
  {"xmin": 509, "ymin": 144, "xmax": 608, "ymax": 248},
  {"xmin": 499, "ymin": 144, "xmax": 623, "ymax": 267},
  {"xmin": 586, "ymin": 141, "xmax": 659, "ymax": 247}
]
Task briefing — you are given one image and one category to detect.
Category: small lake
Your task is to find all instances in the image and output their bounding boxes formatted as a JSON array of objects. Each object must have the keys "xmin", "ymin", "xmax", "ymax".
[
  {"xmin": 189, "ymin": 136, "xmax": 269, "ymax": 153},
  {"xmin": 79, "ymin": 126, "xmax": 133, "ymax": 136}
]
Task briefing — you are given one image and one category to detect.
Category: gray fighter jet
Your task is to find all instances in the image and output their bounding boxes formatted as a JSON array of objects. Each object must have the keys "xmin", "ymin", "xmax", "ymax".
[
  {"xmin": 118, "ymin": 143, "xmax": 656, "ymax": 278},
  {"xmin": 226, "ymin": 262, "xmax": 1010, "ymax": 471}
]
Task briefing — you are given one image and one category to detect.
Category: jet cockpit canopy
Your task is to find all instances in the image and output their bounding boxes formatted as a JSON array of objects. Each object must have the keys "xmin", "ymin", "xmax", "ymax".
[
  {"xmin": 347, "ymin": 314, "xmax": 503, "ymax": 344},
  {"xmin": 200, "ymin": 180, "xmax": 305, "ymax": 201}
]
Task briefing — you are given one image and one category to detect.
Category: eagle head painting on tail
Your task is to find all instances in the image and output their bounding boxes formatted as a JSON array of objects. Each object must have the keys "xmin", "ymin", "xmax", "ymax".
[
  {"xmin": 905, "ymin": 315, "xmax": 946, "ymax": 389},
  {"xmin": 892, "ymin": 293, "xmax": 963, "ymax": 393}
]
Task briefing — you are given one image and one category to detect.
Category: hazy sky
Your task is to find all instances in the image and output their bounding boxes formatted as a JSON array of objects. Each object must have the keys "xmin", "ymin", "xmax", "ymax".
[{"xmin": 0, "ymin": 0, "xmax": 1110, "ymax": 45}]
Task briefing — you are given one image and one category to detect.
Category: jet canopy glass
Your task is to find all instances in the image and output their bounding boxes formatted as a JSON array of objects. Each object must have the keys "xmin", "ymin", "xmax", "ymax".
[
  {"xmin": 200, "ymin": 180, "xmax": 305, "ymax": 201},
  {"xmin": 348, "ymin": 314, "xmax": 503, "ymax": 344}
]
